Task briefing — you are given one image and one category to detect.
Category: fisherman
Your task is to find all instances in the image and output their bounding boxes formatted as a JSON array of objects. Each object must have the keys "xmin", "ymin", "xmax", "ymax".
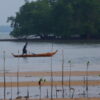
[{"xmin": 22, "ymin": 42, "xmax": 28, "ymax": 55}]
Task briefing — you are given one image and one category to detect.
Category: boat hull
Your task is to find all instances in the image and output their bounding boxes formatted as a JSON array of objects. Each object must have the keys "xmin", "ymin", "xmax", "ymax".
[{"xmin": 12, "ymin": 50, "xmax": 57, "ymax": 57}]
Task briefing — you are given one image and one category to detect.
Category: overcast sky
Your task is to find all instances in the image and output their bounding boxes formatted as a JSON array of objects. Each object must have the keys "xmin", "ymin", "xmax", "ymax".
[{"xmin": 0, "ymin": 0, "xmax": 34, "ymax": 26}]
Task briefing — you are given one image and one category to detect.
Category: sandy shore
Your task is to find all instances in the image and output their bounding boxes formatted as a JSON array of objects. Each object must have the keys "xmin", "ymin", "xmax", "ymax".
[
  {"xmin": 0, "ymin": 71, "xmax": 100, "ymax": 77},
  {"xmin": 21, "ymin": 98, "xmax": 100, "ymax": 100},
  {"xmin": 0, "ymin": 71, "xmax": 100, "ymax": 100},
  {"xmin": 0, "ymin": 71, "xmax": 99, "ymax": 87},
  {"xmin": 0, "ymin": 80, "xmax": 99, "ymax": 87},
  {"xmin": 32, "ymin": 98, "xmax": 100, "ymax": 100}
]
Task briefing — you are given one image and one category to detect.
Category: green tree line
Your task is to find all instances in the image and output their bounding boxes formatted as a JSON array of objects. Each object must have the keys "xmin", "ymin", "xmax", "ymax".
[{"xmin": 7, "ymin": 0, "xmax": 100, "ymax": 40}]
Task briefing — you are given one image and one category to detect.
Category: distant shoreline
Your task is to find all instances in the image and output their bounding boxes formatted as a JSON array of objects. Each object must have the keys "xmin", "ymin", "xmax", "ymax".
[{"xmin": 0, "ymin": 38, "xmax": 100, "ymax": 43}]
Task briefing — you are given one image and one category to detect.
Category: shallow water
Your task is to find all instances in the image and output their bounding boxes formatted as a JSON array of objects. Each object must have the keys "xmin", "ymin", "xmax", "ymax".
[
  {"xmin": 0, "ymin": 41, "xmax": 100, "ymax": 72},
  {"xmin": 0, "ymin": 41, "xmax": 100, "ymax": 99}
]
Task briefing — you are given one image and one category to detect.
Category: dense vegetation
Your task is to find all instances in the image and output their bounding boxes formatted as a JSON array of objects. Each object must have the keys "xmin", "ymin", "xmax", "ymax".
[{"xmin": 7, "ymin": 0, "xmax": 100, "ymax": 40}]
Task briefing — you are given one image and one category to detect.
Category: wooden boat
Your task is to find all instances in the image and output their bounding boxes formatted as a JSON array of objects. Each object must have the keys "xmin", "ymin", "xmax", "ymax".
[{"xmin": 12, "ymin": 50, "xmax": 58, "ymax": 57}]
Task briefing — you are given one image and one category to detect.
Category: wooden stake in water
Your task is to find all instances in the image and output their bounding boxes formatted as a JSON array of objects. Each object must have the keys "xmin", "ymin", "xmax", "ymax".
[
  {"xmin": 86, "ymin": 61, "xmax": 90, "ymax": 98},
  {"xmin": 39, "ymin": 79, "xmax": 42, "ymax": 100},
  {"xmin": 62, "ymin": 50, "xmax": 64, "ymax": 98},
  {"xmin": 50, "ymin": 42, "xmax": 53, "ymax": 100},
  {"xmin": 68, "ymin": 60, "xmax": 71, "ymax": 98},
  {"xmin": 46, "ymin": 89, "xmax": 48, "ymax": 98},
  {"xmin": 83, "ymin": 76, "xmax": 86, "ymax": 97},
  {"xmin": 26, "ymin": 85, "xmax": 29, "ymax": 100},
  {"xmin": 17, "ymin": 50, "xmax": 20, "ymax": 97},
  {"xmin": 10, "ymin": 77, "xmax": 13, "ymax": 100},
  {"xmin": 51, "ymin": 56, "xmax": 53, "ymax": 100},
  {"xmin": 3, "ymin": 51, "xmax": 6, "ymax": 100},
  {"xmin": 38, "ymin": 78, "xmax": 46, "ymax": 100}
]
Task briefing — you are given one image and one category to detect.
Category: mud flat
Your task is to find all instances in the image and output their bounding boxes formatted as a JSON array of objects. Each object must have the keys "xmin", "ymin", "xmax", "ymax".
[
  {"xmin": 24, "ymin": 98, "xmax": 100, "ymax": 100},
  {"xmin": 0, "ymin": 80, "xmax": 99, "ymax": 87},
  {"xmin": 0, "ymin": 71, "xmax": 100, "ymax": 77},
  {"xmin": 2, "ymin": 97, "xmax": 100, "ymax": 100}
]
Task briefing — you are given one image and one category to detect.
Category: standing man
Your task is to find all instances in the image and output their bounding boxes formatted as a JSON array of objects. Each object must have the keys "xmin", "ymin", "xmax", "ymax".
[{"xmin": 22, "ymin": 42, "xmax": 28, "ymax": 54}]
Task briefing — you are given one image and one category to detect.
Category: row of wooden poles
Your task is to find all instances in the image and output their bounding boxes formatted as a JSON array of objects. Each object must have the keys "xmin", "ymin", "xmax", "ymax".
[
  {"xmin": 2, "ymin": 50, "xmax": 91, "ymax": 100},
  {"xmin": 50, "ymin": 50, "xmax": 90, "ymax": 99}
]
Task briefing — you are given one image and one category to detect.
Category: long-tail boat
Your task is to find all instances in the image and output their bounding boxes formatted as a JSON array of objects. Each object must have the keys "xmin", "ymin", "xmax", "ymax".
[{"xmin": 12, "ymin": 50, "xmax": 58, "ymax": 57}]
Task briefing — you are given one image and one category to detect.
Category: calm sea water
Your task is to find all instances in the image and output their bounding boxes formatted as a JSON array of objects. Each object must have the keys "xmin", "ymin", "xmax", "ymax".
[
  {"xmin": 0, "ymin": 33, "xmax": 100, "ymax": 72},
  {"xmin": 0, "ymin": 33, "xmax": 100, "ymax": 99},
  {"xmin": 0, "ymin": 32, "xmax": 12, "ymax": 39}
]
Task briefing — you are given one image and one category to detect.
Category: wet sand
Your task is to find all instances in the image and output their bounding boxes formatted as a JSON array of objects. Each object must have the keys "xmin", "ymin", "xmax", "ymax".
[
  {"xmin": 4, "ymin": 97, "xmax": 100, "ymax": 100},
  {"xmin": 0, "ymin": 80, "xmax": 99, "ymax": 87},
  {"xmin": 1, "ymin": 71, "xmax": 100, "ymax": 77},
  {"xmin": 22, "ymin": 98, "xmax": 100, "ymax": 100},
  {"xmin": 0, "ymin": 71, "xmax": 100, "ymax": 100}
]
